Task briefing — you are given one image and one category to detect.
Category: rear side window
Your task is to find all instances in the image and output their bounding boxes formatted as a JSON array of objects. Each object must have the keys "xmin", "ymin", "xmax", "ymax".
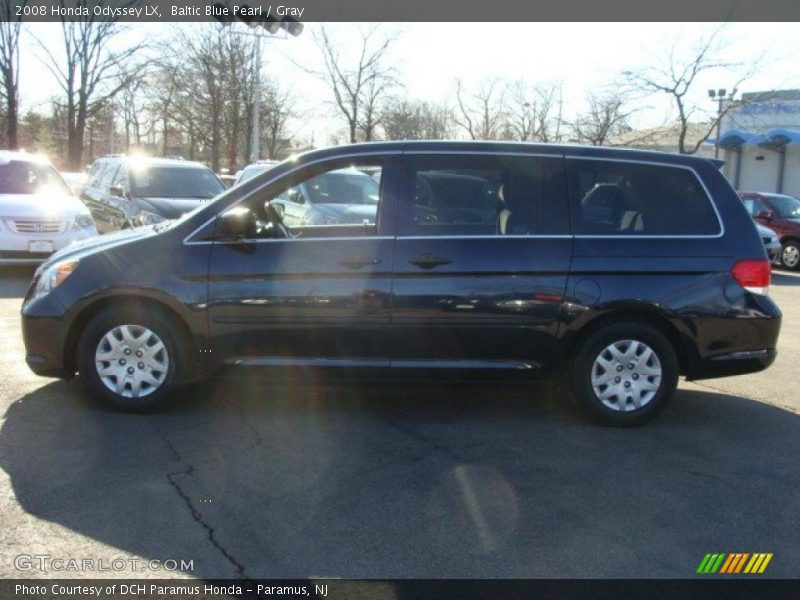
[
  {"xmin": 568, "ymin": 159, "xmax": 721, "ymax": 236},
  {"xmin": 399, "ymin": 154, "xmax": 569, "ymax": 236}
]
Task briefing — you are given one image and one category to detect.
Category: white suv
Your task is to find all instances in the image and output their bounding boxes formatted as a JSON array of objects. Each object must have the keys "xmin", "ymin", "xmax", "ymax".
[{"xmin": 0, "ymin": 152, "xmax": 97, "ymax": 265}]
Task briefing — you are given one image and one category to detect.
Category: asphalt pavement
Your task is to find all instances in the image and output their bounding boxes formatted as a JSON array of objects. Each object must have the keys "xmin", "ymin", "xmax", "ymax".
[{"xmin": 1, "ymin": 266, "xmax": 798, "ymax": 579}]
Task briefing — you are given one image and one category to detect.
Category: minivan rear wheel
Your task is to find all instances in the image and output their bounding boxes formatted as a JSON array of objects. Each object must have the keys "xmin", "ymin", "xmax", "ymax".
[
  {"xmin": 77, "ymin": 307, "xmax": 184, "ymax": 410},
  {"xmin": 568, "ymin": 322, "xmax": 678, "ymax": 426}
]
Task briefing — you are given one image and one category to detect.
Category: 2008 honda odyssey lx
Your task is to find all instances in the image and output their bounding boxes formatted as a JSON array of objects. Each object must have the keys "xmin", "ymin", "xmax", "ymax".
[{"xmin": 21, "ymin": 142, "xmax": 782, "ymax": 425}]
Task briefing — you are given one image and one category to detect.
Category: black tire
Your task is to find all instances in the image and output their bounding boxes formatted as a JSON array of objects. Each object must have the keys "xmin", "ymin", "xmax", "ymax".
[
  {"xmin": 780, "ymin": 239, "xmax": 800, "ymax": 270},
  {"xmin": 567, "ymin": 322, "xmax": 679, "ymax": 426},
  {"xmin": 76, "ymin": 306, "xmax": 186, "ymax": 410}
]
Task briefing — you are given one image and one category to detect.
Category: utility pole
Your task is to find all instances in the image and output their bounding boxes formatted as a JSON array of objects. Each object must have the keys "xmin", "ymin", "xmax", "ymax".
[
  {"xmin": 251, "ymin": 31, "xmax": 263, "ymax": 162},
  {"xmin": 211, "ymin": 3, "xmax": 304, "ymax": 164},
  {"xmin": 708, "ymin": 88, "xmax": 736, "ymax": 160}
]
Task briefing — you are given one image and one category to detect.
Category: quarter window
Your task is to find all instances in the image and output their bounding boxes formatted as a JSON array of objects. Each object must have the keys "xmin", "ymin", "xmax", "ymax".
[
  {"xmin": 568, "ymin": 159, "xmax": 720, "ymax": 236},
  {"xmin": 399, "ymin": 155, "xmax": 569, "ymax": 236}
]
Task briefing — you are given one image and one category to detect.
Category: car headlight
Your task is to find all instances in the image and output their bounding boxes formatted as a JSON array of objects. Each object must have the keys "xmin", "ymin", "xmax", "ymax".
[
  {"xmin": 72, "ymin": 214, "xmax": 95, "ymax": 230},
  {"xmin": 138, "ymin": 210, "xmax": 166, "ymax": 226},
  {"xmin": 29, "ymin": 259, "xmax": 79, "ymax": 303}
]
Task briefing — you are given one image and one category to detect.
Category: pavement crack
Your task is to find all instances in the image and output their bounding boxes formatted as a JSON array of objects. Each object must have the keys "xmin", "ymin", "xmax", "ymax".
[{"xmin": 162, "ymin": 436, "xmax": 252, "ymax": 581}]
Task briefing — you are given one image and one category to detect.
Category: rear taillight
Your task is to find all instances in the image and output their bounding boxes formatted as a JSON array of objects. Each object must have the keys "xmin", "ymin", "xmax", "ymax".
[{"xmin": 731, "ymin": 259, "xmax": 771, "ymax": 295}]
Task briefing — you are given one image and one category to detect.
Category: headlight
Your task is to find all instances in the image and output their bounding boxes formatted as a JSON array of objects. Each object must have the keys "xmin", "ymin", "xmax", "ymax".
[
  {"xmin": 72, "ymin": 214, "xmax": 95, "ymax": 230},
  {"xmin": 29, "ymin": 260, "xmax": 79, "ymax": 303},
  {"xmin": 138, "ymin": 210, "xmax": 166, "ymax": 226}
]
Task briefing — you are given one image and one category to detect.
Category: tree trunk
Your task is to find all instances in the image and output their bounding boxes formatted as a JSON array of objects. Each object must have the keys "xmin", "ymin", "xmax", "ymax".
[{"xmin": 6, "ymin": 91, "xmax": 18, "ymax": 149}]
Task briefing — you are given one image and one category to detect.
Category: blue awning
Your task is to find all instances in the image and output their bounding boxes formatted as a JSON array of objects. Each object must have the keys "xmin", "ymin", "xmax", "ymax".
[{"xmin": 717, "ymin": 128, "xmax": 800, "ymax": 148}]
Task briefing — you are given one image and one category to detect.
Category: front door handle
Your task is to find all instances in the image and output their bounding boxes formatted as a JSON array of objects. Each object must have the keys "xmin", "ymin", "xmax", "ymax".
[
  {"xmin": 409, "ymin": 253, "xmax": 452, "ymax": 269},
  {"xmin": 339, "ymin": 257, "xmax": 381, "ymax": 270}
]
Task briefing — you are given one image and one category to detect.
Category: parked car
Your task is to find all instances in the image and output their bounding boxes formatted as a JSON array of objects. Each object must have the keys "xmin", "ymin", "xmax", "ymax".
[
  {"xmin": 755, "ymin": 222, "xmax": 781, "ymax": 263},
  {"xmin": 233, "ymin": 160, "xmax": 280, "ymax": 187},
  {"xmin": 59, "ymin": 171, "xmax": 88, "ymax": 196},
  {"xmin": 80, "ymin": 156, "xmax": 225, "ymax": 233},
  {"xmin": 22, "ymin": 142, "xmax": 781, "ymax": 426},
  {"xmin": 270, "ymin": 167, "xmax": 379, "ymax": 227},
  {"xmin": 218, "ymin": 174, "xmax": 237, "ymax": 189},
  {"xmin": 739, "ymin": 191, "xmax": 800, "ymax": 269},
  {"xmin": 0, "ymin": 152, "xmax": 97, "ymax": 265}
]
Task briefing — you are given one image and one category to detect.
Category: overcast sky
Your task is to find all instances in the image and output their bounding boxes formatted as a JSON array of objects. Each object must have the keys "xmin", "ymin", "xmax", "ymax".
[{"xmin": 17, "ymin": 22, "xmax": 800, "ymax": 145}]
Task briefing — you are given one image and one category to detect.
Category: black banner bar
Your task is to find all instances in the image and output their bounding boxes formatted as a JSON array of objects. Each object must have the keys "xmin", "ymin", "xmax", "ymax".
[
  {"xmin": 4, "ymin": 0, "xmax": 800, "ymax": 22},
  {"xmin": 3, "ymin": 579, "xmax": 800, "ymax": 600}
]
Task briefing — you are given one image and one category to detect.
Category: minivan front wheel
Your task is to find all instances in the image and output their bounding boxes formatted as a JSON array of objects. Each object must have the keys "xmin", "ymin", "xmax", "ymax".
[
  {"xmin": 77, "ymin": 308, "xmax": 183, "ymax": 410},
  {"xmin": 780, "ymin": 240, "xmax": 800, "ymax": 270},
  {"xmin": 568, "ymin": 322, "xmax": 678, "ymax": 426}
]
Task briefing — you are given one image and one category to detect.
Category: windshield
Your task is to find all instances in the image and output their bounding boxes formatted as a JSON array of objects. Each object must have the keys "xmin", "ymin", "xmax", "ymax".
[
  {"xmin": 304, "ymin": 170, "xmax": 380, "ymax": 205},
  {"xmin": 0, "ymin": 160, "xmax": 71, "ymax": 195},
  {"xmin": 131, "ymin": 166, "xmax": 224, "ymax": 199},
  {"xmin": 768, "ymin": 195, "xmax": 800, "ymax": 218}
]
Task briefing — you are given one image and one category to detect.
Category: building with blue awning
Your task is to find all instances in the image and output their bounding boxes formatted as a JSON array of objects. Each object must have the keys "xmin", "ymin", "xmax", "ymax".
[{"xmin": 716, "ymin": 90, "xmax": 800, "ymax": 196}]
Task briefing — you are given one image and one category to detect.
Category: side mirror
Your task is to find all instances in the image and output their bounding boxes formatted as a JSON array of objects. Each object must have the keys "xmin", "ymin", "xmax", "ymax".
[
  {"xmin": 109, "ymin": 185, "xmax": 126, "ymax": 198},
  {"xmin": 755, "ymin": 209, "xmax": 773, "ymax": 220},
  {"xmin": 217, "ymin": 207, "xmax": 256, "ymax": 240},
  {"xmin": 286, "ymin": 188, "xmax": 304, "ymax": 204}
]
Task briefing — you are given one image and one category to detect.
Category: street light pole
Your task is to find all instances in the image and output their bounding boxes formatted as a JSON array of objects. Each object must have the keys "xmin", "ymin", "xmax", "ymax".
[
  {"xmin": 709, "ymin": 88, "xmax": 735, "ymax": 160},
  {"xmin": 251, "ymin": 31, "xmax": 263, "ymax": 163},
  {"xmin": 212, "ymin": 5, "xmax": 303, "ymax": 164}
]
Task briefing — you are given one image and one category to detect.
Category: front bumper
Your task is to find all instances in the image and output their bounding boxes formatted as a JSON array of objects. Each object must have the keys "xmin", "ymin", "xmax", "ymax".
[
  {"xmin": 21, "ymin": 292, "xmax": 73, "ymax": 379},
  {"xmin": 0, "ymin": 228, "xmax": 97, "ymax": 265},
  {"xmin": 765, "ymin": 240, "xmax": 781, "ymax": 262}
]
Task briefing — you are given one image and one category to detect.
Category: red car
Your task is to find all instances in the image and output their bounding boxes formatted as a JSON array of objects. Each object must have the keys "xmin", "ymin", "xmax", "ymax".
[{"xmin": 739, "ymin": 191, "xmax": 800, "ymax": 269}]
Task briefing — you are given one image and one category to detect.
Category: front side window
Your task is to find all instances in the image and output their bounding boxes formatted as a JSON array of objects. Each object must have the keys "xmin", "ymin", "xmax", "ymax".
[
  {"xmin": 0, "ymin": 160, "xmax": 70, "ymax": 196},
  {"xmin": 568, "ymin": 159, "xmax": 720, "ymax": 236},
  {"xmin": 131, "ymin": 166, "xmax": 224, "ymax": 199},
  {"xmin": 231, "ymin": 161, "xmax": 384, "ymax": 239},
  {"xmin": 766, "ymin": 194, "xmax": 800, "ymax": 219},
  {"xmin": 399, "ymin": 154, "xmax": 569, "ymax": 236}
]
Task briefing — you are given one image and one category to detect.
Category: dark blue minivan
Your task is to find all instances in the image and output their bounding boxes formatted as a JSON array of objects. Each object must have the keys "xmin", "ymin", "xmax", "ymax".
[{"xmin": 22, "ymin": 142, "xmax": 781, "ymax": 425}]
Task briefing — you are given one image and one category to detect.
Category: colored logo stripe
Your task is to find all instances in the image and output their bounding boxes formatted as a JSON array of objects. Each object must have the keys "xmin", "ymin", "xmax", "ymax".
[
  {"xmin": 744, "ymin": 553, "xmax": 773, "ymax": 574},
  {"xmin": 698, "ymin": 553, "xmax": 773, "ymax": 574},
  {"xmin": 697, "ymin": 553, "xmax": 726, "ymax": 573}
]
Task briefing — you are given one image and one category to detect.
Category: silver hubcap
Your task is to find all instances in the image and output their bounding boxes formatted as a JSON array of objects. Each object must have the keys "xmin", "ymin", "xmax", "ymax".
[
  {"xmin": 95, "ymin": 324, "xmax": 169, "ymax": 398},
  {"xmin": 782, "ymin": 245, "xmax": 799, "ymax": 268},
  {"xmin": 591, "ymin": 339, "xmax": 662, "ymax": 412}
]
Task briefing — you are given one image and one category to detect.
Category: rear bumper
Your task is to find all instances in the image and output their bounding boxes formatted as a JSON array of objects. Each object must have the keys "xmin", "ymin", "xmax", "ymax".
[{"xmin": 687, "ymin": 348, "xmax": 776, "ymax": 380}]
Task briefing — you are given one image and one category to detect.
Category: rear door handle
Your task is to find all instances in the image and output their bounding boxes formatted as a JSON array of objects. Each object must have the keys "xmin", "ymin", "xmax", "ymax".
[
  {"xmin": 339, "ymin": 257, "xmax": 381, "ymax": 270},
  {"xmin": 409, "ymin": 253, "xmax": 452, "ymax": 269}
]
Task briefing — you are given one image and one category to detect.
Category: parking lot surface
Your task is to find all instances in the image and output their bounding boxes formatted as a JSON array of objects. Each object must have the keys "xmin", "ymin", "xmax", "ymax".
[{"xmin": 1, "ymin": 266, "xmax": 798, "ymax": 579}]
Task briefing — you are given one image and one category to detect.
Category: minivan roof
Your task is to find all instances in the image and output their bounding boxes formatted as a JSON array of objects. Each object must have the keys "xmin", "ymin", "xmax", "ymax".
[{"xmin": 290, "ymin": 140, "xmax": 720, "ymax": 169}]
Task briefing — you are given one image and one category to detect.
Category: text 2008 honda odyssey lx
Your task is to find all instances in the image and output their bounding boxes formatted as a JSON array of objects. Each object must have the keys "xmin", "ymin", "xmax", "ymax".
[{"xmin": 22, "ymin": 142, "xmax": 781, "ymax": 425}]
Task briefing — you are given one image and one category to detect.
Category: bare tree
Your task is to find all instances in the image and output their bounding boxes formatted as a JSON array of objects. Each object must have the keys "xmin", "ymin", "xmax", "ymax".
[
  {"xmin": 572, "ymin": 91, "xmax": 634, "ymax": 146},
  {"xmin": 34, "ymin": 4, "xmax": 146, "ymax": 168},
  {"xmin": 311, "ymin": 26, "xmax": 397, "ymax": 143},
  {"xmin": 454, "ymin": 78, "xmax": 506, "ymax": 140},
  {"xmin": 382, "ymin": 99, "xmax": 454, "ymax": 140},
  {"xmin": 622, "ymin": 26, "xmax": 752, "ymax": 154},
  {"xmin": 261, "ymin": 77, "xmax": 296, "ymax": 159},
  {"xmin": 0, "ymin": 1, "xmax": 25, "ymax": 148},
  {"xmin": 115, "ymin": 63, "xmax": 152, "ymax": 151}
]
